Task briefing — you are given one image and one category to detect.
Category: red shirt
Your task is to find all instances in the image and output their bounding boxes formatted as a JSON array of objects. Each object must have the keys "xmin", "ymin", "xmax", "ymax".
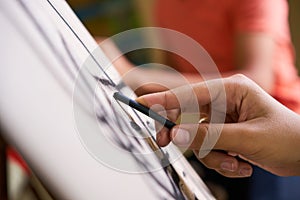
[{"xmin": 155, "ymin": 0, "xmax": 300, "ymax": 113}]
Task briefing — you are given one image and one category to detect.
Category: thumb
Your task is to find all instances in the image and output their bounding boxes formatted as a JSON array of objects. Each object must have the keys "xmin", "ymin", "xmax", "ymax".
[{"xmin": 170, "ymin": 123, "xmax": 251, "ymax": 158}]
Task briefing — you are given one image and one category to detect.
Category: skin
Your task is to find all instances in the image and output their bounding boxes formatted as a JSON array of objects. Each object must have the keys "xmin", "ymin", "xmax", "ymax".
[{"xmin": 136, "ymin": 74, "xmax": 300, "ymax": 178}]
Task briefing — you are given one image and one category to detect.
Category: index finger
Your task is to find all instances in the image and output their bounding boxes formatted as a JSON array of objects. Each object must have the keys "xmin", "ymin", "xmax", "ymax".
[
  {"xmin": 136, "ymin": 90, "xmax": 180, "ymax": 110},
  {"xmin": 136, "ymin": 81, "xmax": 216, "ymax": 110}
]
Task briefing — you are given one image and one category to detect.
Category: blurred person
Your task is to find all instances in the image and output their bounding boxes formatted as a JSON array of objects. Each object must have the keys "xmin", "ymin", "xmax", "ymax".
[{"xmin": 124, "ymin": 0, "xmax": 300, "ymax": 110}]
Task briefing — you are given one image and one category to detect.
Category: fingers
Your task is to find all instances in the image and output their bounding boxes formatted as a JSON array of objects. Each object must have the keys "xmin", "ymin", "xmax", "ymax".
[
  {"xmin": 136, "ymin": 81, "xmax": 214, "ymax": 109},
  {"xmin": 194, "ymin": 150, "xmax": 253, "ymax": 178},
  {"xmin": 156, "ymin": 127, "xmax": 171, "ymax": 147},
  {"xmin": 170, "ymin": 123, "xmax": 251, "ymax": 155},
  {"xmin": 136, "ymin": 90, "xmax": 181, "ymax": 110},
  {"xmin": 136, "ymin": 75, "xmax": 256, "ymax": 115},
  {"xmin": 158, "ymin": 123, "xmax": 254, "ymax": 178},
  {"xmin": 155, "ymin": 109, "xmax": 180, "ymax": 147}
]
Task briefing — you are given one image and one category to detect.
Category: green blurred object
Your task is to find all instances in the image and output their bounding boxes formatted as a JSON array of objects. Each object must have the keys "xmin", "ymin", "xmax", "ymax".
[
  {"xmin": 289, "ymin": 0, "xmax": 300, "ymax": 74},
  {"xmin": 68, "ymin": 0, "xmax": 153, "ymax": 65},
  {"xmin": 68, "ymin": 0, "xmax": 141, "ymax": 36}
]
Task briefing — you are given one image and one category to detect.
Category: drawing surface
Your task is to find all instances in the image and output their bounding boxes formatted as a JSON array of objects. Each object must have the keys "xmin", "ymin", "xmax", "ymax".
[{"xmin": 0, "ymin": 1, "xmax": 214, "ymax": 199}]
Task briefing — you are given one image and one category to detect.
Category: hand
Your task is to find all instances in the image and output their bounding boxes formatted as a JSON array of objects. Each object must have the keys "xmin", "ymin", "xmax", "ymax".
[{"xmin": 136, "ymin": 74, "xmax": 300, "ymax": 178}]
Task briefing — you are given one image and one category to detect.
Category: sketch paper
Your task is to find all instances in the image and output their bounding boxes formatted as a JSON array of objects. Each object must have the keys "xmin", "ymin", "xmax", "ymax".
[{"xmin": 0, "ymin": 0, "xmax": 214, "ymax": 199}]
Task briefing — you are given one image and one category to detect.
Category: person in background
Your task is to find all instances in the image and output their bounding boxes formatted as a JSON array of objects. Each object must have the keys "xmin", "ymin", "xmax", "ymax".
[{"xmin": 129, "ymin": 0, "xmax": 300, "ymax": 111}]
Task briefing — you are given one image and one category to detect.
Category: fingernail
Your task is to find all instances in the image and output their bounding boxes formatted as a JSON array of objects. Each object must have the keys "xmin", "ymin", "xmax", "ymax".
[
  {"xmin": 239, "ymin": 168, "xmax": 252, "ymax": 176},
  {"xmin": 135, "ymin": 97, "xmax": 147, "ymax": 106},
  {"xmin": 171, "ymin": 128, "xmax": 190, "ymax": 146},
  {"xmin": 220, "ymin": 162, "xmax": 234, "ymax": 172}
]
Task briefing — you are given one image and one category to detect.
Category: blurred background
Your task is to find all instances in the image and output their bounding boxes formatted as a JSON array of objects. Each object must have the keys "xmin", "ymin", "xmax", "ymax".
[
  {"xmin": 1, "ymin": 0, "xmax": 299, "ymax": 200},
  {"xmin": 67, "ymin": 0, "xmax": 300, "ymax": 71}
]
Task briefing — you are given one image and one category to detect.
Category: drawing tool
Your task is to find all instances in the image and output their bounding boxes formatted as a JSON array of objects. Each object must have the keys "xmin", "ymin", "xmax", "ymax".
[{"xmin": 113, "ymin": 92, "xmax": 176, "ymax": 129}]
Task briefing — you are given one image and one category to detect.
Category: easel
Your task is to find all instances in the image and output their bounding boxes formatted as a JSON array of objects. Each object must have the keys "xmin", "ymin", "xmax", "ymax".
[{"xmin": 0, "ymin": 133, "xmax": 7, "ymax": 200}]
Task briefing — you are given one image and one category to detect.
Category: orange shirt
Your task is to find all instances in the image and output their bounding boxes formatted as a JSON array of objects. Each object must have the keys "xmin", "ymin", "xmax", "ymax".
[{"xmin": 154, "ymin": 0, "xmax": 300, "ymax": 113}]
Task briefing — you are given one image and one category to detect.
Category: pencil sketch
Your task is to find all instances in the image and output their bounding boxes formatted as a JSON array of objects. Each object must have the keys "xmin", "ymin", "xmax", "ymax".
[{"xmin": 0, "ymin": 0, "xmax": 215, "ymax": 199}]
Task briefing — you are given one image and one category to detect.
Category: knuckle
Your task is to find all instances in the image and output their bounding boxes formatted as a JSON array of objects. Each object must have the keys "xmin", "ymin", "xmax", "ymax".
[
  {"xmin": 227, "ymin": 74, "xmax": 252, "ymax": 89},
  {"xmin": 231, "ymin": 74, "xmax": 247, "ymax": 80}
]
